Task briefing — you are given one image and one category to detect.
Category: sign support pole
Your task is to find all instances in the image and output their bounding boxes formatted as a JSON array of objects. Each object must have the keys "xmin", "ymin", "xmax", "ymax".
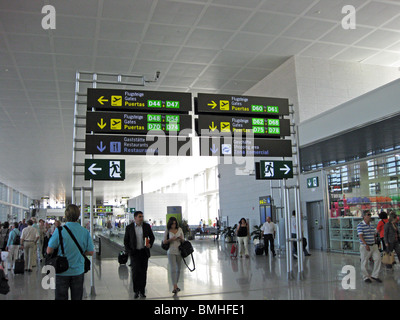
[
  {"xmin": 290, "ymin": 104, "xmax": 304, "ymax": 279},
  {"xmin": 283, "ymin": 178, "xmax": 293, "ymax": 279},
  {"xmin": 72, "ymin": 71, "xmax": 149, "ymax": 298}
]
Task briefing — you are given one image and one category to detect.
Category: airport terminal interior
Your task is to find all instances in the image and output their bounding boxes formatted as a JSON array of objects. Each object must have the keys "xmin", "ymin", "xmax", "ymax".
[{"xmin": 1, "ymin": 0, "xmax": 400, "ymax": 301}]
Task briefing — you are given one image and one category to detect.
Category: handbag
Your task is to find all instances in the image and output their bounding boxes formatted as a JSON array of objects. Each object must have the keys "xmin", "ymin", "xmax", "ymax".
[
  {"xmin": 382, "ymin": 251, "xmax": 395, "ymax": 265},
  {"xmin": 161, "ymin": 231, "xmax": 170, "ymax": 251},
  {"xmin": 64, "ymin": 225, "xmax": 91, "ymax": 273},
  {"xmin": 179, "ymin": 240, "xmax": 195, "ymax": 272},
  {"xmin": 45, "ymin": 227, "xmax": 69, "ymax": 273},
  {"xmin": 179, "ymin": 240, "xmax": 194, "ymax": 258}
]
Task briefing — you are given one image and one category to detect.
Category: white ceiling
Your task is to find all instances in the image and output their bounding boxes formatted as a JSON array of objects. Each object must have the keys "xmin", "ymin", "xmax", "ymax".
[{"xmin": 0, "ymin": 0, "xmax": 400, "ymax": 203}]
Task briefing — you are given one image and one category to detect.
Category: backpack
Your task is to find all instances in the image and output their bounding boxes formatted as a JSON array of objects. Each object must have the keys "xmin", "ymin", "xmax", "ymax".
[{"xmin": 13, "ymin": 229, "xmax": 20, "ymax": 245}]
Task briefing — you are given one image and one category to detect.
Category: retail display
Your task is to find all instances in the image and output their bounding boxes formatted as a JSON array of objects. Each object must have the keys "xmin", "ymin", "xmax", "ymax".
[
  {"xmin": 330, "ymin": 195, "xmax": 400, "ymax": 218},
  {"xmin": 329, "ymin": 216, "xmax": 378, "ymax": 254}
]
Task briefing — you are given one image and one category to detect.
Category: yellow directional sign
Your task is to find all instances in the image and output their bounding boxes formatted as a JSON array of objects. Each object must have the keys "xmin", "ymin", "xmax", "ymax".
[
  {"xmin": 111, "ymin": 95, "xmax": 122, "ymax": 106},
  {"xmin": 110, "ymin": 119, "xmax": 122, "ymax": 130},
  {"xmin": 88, "ymin": 88, "xmax": 192, "ymax": 112},
  {"xmin": 220, "ymin": 122, "xmax": 231, "ymax": 132},
  {"xmin": 97, "ymin": 96, "xmax": 108, "ymax": 105},
  {"xmin": 209, "ymin": 121, "xmax": 218, "ymax": 131},
  {"xmin": 220, "ymin": 100, "xmax": 229, "ymax": 111},
  {"xmin": 97, "ymin": 118, "xmax": 106, "ymax": 129},
  {"xmin": 207, "ymin": 101, "xmax": 217, "ymax": 109}
]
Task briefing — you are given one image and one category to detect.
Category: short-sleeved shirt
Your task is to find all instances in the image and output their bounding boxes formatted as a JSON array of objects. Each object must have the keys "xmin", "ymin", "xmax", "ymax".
[
  {"xmin": 21, "ymin": 225, "xmax": 39, "ymax": 241},
  {"xmin": 357, "ymin": 220, "xmax": 375, "ymax": 246},
  {"xmin": 261, "ymin": 222, "xmax": 276, "ymax": 235},
  {"xmin": 7, "ymin": 228, "xmax": 20, "ymax": 247},
  {"xmin": 48, "ymin": 222, "xmax": 94, "ymax": 276}
]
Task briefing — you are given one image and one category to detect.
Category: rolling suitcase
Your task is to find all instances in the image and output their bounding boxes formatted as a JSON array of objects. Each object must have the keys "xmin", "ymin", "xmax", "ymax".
[
  {"xmin": 118, "ymin": 251, "xmax": 128, "ymax": 265},
  {"xmin": 14, "ymin": 250, "xmax": 24, "ymax": 274},
  {"xmin": 255, "ymin": 243, "xmax": 264, "ymax": 255},
  {"xmin": 230, "ymin": 241, "xmax": 238, "ymax": 259}
]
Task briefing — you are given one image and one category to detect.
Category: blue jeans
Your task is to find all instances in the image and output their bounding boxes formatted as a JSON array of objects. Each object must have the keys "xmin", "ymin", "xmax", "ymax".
[{"xmin": 55, "ymin": 273, "xmax": 84, "ymax": 300}]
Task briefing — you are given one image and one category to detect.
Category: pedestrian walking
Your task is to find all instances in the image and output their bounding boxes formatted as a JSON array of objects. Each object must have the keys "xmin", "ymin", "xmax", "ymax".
[
  {"xmin": 163, "ymin": 217, "xmax": 184, "ymax": 294},
  {"xmin": 124, "ymin": 211, "xmax": 155, "ymax": 298},
  {"xmin": 357, "ymin": 210, "xmax": 382, "ymax": 283},
  {"xmin": 47, "ymin": 204, "xmax": 94, "ymax": 300}
]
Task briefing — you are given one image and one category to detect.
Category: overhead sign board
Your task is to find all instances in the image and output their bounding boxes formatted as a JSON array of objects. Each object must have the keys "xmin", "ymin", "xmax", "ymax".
[
  {"xmin": 84, "ymin": 159, "xmax": 125, "ymax": 181},
  {"xmin": 87, "ymin": 88, "xmax": 192, "ymax": 113},
  {"xmin": 85, "ymin": 134, "xmax": 192, "ymax": 156},
  {"xmin": 196, "ymin": 114, "xmax": 290, "ymax": 137},
  {"xmin": 196, "ymin": 93, "xmax": 289, "ymax": 116},
  {"xmin": 86, "ymin": 111, "xmax": 192, "ymax": 135},
  {"xmin": 256, "ymin": 160, "xmax": 293, "ymax": 180},
  {"xmin": 200, "ymin": 137, "xmax": 292, "ymax": 157}
]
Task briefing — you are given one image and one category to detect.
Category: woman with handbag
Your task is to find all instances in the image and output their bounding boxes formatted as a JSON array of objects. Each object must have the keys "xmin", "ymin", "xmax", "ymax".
[
  {"xmin": 383, "ymin": 212, "xmax": 400, "ymax": 268},
  {"xmin": 236, "ymin": 218, "xmax": 250, "ymax": 258},
  {"xmin": 163, "ymin": 217, "xmax": 184, "ymax": 294}
]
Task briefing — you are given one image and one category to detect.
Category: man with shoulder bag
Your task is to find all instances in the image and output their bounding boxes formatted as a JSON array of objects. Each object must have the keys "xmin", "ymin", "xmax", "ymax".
[{"xmin": 47, "ymin": 204, "xmax": 94, "ymax": 300}]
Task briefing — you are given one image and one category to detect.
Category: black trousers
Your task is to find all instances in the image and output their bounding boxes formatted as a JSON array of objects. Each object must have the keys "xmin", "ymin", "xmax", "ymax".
[
  {"xmin": 263, "ymin": 234, "xmax": 275, "ymax": 255},
  {"xmin": 130, "ymin": 249, "xmax": 149, "ymax": 294}
]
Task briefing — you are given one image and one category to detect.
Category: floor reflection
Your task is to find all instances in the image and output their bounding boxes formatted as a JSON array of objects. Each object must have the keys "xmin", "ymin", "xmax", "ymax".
[{"xmin": 2, "ymin": 238, "xmax": 400, "ymax": 300}]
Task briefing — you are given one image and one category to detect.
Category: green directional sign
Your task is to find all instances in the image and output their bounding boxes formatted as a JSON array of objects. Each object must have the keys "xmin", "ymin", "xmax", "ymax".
[
  {"xmin": 307, "ymin": 177, "xmax": 319, "ymax": 188},
  {"xmin": 257, "ymin": 160, "xmax": 293, "ymax": 180},
  {"xmin": 84, "ymin": 159, "xmax": 125, "ymax": 181}
]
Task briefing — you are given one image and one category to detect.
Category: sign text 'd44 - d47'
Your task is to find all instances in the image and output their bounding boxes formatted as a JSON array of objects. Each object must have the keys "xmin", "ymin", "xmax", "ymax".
[
  {"xmin": 84, "ymin": 159, "xmax": 125, "ymax": 181},
  {"xmin": 87, "ymin": 88, "xmax": 191, "ymax": 113}
]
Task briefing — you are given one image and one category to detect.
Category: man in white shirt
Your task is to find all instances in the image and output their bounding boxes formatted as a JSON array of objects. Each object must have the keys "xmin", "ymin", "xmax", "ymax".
[
  {"xmin": 20, "ymin": 220, "xmax": 39, "ymax": 272},
  {"xmin": 261, "ymin": 217, "xmax": 276, "ymax": 257}
]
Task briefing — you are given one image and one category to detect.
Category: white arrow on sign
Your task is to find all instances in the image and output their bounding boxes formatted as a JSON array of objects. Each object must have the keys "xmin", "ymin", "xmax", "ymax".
[
  {"xmin": 88, "ymin": 163, "xmax": 102, "ymax": 175},
  {"xmin": 280, "ymin": 164, "xmax": 291, "ymax": 175}
]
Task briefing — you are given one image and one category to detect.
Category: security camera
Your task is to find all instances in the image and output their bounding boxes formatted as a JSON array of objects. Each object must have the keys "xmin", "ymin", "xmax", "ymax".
[{"xmin": 155, "ymin": 71, "xmax": 160, "ymax": 79}]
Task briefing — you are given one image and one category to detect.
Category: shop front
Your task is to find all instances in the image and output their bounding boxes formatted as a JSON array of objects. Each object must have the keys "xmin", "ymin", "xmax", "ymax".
[
  {"xmin": 299, "ymin": 80, "xmax": 400, "ymax": 255},
  {"xmin": 327, "ymin": 153, "xmax": 400, "ymax": 254}
]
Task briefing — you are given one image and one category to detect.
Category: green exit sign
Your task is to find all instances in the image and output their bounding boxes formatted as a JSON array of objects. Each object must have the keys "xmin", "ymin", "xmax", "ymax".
[
  {"xmin": 85, "ymin": 159, "xmax": 125, "ymax": 181},
  {"xmin": 307, "ymin": 177, "xmax": 319, "ymax": 188},
  {"xmin": 259, "ymin": 160, "xmax": 293, "ymax": 180}
]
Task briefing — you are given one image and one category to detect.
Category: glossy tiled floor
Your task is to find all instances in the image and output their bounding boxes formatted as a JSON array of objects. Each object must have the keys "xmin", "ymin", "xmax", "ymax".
[{"xmin": 2, "ymin": 238, "xmax": 400, "ymax": 300}]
